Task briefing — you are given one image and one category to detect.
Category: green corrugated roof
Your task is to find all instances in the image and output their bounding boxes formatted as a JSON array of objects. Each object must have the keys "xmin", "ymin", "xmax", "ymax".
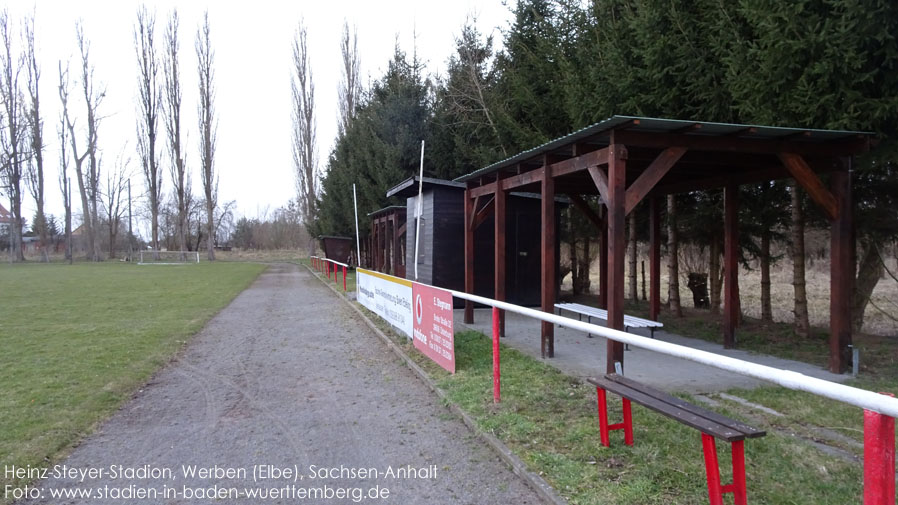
[{"xmin": 454, "ymin": 115, "xmax": 872, "ymax": 183}]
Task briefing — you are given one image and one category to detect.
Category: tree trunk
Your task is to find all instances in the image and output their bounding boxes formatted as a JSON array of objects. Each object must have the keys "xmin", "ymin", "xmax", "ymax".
[
  {"xmin": 628, "ymin": 211, "xmax": 637, "ymax": 300},
  {"xmin": 760, "ymin": 230, "xmax": 773, "ymax": 322},
  {"xmin": 578, "ymin": 237, "xmax": 591, "ymax": 294},
  {"xmin": 791, "ymin": 182, "xmax": 810, "ymax": 337},
  {"xmin": 206, "ymin": 206, "xmax": 215, "ymax": 261},
  {"xmin": 109, "ymin": 227, "xmax": 116, "ymax": 259},
  {"xmin": 569, "ymin": 213, "xmax": 579, "ymax": 294},
  {"xmin": 667, "ymin": 195, "xmax": 682, "ymax": 316},
  {"xmin": 851, "ymin": 241, "xmax": 883, "ymax": 333},
  {"xmin": 709, "ymin": 235, "xmax": 721, "ymax": 315}
]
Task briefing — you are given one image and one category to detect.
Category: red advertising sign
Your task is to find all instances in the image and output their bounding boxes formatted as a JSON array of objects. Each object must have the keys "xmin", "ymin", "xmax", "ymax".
[{"xmin": 412, "ymin": 282, "xmax": 455, "ymax": 373}]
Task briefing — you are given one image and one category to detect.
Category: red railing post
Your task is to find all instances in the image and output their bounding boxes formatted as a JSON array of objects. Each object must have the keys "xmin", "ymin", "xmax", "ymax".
[
  {"xmin": 343, "ymin": 266, "xmax": 347, "ymax": 292},
  {"xmin": 864, "ymin": 392, "xmax": 896, "ymax": 505},
  {"xmin": 492, "ymin": 307, "xmax": 500, "ymax": 403}
]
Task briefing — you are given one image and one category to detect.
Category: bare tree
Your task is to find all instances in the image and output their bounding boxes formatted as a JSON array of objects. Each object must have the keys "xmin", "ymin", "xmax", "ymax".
[
  {"xmin": 23, "ymin": 14, "xmax": 47, "ymax": 262},
  {"xmin": 135, "ymin": 6, "xmax": 162, "ymax": 255},
  {"xmin": 58, "ymin": 107, "xmax": 72, "ymax": 263},
  {"xmin": 790, "ymin": 182, "xmax": 810, "ymax": 337},
  {"xmin": 667, "ymin": 195, "xmax": 682, "ymax": 316},
  {"xmin": 292, "ymin": 20, "xmax": 317, "ymax": 245},
  {"xmin": 196, "ymin": 11, "xmax": 217, "ymax": 260},
  {"xmin": 162, "ymin": 9, "xmax": 189, "ymax": 257},
  {"xmin": 442, "ymin": 20, "xmax": 507, "ymax": 158},
  {"xmin": 337, "ymin": 20, "xmax": 360, "ymax": 137},
  {"xmin": 58, "ymin": 61, "xmax": 91, "ymax": 260},
  {"xmin": 101, "ymin": 148, "xmax": 130, "ymax": 259},
  {"xmin": 0, "ymin": 10, "xmax": 26, "ymax": 262}
]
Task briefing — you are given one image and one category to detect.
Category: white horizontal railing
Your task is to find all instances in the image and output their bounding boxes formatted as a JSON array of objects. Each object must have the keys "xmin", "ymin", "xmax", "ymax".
[{"xmin": 448, "ymin": 289, "xmax": 898, "ymax": 418}]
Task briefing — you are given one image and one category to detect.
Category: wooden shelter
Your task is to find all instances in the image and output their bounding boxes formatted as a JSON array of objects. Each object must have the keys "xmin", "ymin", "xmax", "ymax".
[
  {"xmin": 367, "ymin": 206, "xmax": 407, "ymax": 278},
  {"xmin": 386, "ymin": 176, "xmax": 563, "ymax": 306},
  {"xmin": 318, "ymin": 235, "xmax": 354, "ymax": 265},
  {"xmin": 455, "ymin": 115, "xmax": 871, "ymax": 374}
]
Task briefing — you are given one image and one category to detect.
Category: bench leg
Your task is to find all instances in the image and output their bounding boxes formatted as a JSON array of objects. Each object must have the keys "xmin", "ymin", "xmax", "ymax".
[
  {"xmin": 596, "ymin": 388, "xmax": 634, "ymax": 447},
  {"xmin": 701, "ymin": 434, "xmax": 747, "ymax": 505}
]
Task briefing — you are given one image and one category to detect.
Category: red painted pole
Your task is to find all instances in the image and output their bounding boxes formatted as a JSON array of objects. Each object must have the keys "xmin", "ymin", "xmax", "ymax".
[
  {"xmin": 492, "ymin": 307, "xmax": 500, "ymax": 403},
  {"xmin": 731, "ymin": 440, "xmax": 747, "ymax": 505},
  {"xmin": 864, "ymin": 393, "xmax": 896, "ymax": 505},
  {"xmin": 701, "ymin": 433, "xmax": 724, "ymax": 505},
  {"xmin": 343, "ymin": 266, "xmax": 347, "ymax": 292},
  {"xmin": 597, "ymin": 388, "xmax": 610, "ymax": 447},
  {"xmin": 622, "ymin": 398, "xmax": 634, "ymax": 446}
]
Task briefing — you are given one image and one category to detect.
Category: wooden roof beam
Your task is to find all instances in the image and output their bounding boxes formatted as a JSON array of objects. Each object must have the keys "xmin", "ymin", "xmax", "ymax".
[
  {"xmin": 672, "ymin": 123, "xmax": 703, "ymax": 134},
  {"xmin": 624, "ymin": 147, "xmax": 687, "ymax": 214},
  {"xmin": 471, "ymin": 196, "xmax": 495, "ymax": 230},
  {"xmin": 778, "ymin": 153, "xmax": 839, "ymax": 219},
  {"xmin": 587, "ymin": 165, "xmax": 610, "ymax": 205},
  {"xmin": 613, "ymin": 129, "xmax": 865, "ymax": 157}
]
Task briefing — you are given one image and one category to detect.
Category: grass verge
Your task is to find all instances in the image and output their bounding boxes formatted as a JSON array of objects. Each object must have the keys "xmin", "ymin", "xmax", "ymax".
[
  {"xmin": 309, "ymin": 267, "xmax": 867, "ymax": 505},
  {"xmin": 0, "ymin": 261, "xmax": 265, "ymax": 497}
]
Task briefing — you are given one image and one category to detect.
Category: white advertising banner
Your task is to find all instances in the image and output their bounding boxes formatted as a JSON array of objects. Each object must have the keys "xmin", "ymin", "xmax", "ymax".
[{"xmin": 356, "ymin": 268, "xmax": 413, "ymax": 338}]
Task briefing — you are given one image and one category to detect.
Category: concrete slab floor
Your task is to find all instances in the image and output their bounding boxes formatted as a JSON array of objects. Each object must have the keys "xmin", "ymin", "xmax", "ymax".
[{"xmin": 454, "ymin": 308, "xmax": 849, "ymax": 394}]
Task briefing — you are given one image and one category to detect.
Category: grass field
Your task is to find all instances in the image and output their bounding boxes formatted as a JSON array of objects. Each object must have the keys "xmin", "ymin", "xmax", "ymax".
[
  {"xmin": 0, "ymin": 261, "xmax": 264, "ymax": 495},
  {"xmin": 307, "ymin": 265, "xmax": 886, "ymax": 505}
]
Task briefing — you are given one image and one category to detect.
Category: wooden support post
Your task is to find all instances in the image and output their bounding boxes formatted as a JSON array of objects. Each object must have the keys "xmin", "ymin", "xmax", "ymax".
[
  {"xmin": 385, "ymin": 218, "xmax": 393, "ymax": 275},
  {"xmin": 495, "ymin": 178, "xmax": 507, "ymax": 338},
  {"xmin": 724, "ymin": 184, "xmax": 740, "ymax": 348},
  {"xmin": 830, "ymin": 168, "xmax": 852, "ymax": 373},
  {"xmin": 606, "ymin": 143, "xmax": 627, "ymax": 373},
  {"xmin": 599, "ymin": 206, "xmax": 608, "ymax": 309},
  {"xmin": 392, "ymin": 215, "xmax": 401, "ymax": 277},
  {"xmin": 541, "ymin": 165, "xmax": 556, "ymax": 358},
  {"xmin": 649, "ymin": 197, "xmax": 661, "ymax": 321},
  {"xmin": 464, "ymin": 188, "xmax": 475, "ymax": 324}
]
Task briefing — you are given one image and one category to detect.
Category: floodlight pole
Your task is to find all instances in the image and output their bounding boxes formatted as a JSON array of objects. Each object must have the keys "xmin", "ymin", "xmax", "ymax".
[
  {"xmin": 353, "ymin": 184, "xmax": 361, "ymax": 267},
  {"xmin": 414, "ymin": 140, "xmax": 424, "ymax": 280}
]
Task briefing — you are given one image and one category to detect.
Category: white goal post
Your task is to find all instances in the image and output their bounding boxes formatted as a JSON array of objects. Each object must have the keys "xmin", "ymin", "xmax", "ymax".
[{"xmin": 137, "ymin": 250, "xmax": 200, "ymax": 265}]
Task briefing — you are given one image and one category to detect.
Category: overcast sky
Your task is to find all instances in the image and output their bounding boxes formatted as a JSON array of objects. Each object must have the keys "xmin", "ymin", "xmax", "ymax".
[{"xmin": 5, "ymin": 0, "xmax": 512, "ymax": 237}]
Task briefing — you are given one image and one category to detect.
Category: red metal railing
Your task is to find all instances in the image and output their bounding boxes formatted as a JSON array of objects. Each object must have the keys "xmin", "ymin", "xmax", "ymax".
[{"xmin": 310, "ymin": 256, "xmax": 349, "ymax": 292}]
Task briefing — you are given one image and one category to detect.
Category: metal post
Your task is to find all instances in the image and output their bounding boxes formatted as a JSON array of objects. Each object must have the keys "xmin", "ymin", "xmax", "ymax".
[
  {"xmin": 353, "ymin": 184, "xmax": 361, "ymax": 266},
  {"xmin": 414, "ymin": 140, "xmax": 425, "ymax": 280},
  {"xmin": 343, "ymin": 265, "xmax": 347, "ymax": 292}
]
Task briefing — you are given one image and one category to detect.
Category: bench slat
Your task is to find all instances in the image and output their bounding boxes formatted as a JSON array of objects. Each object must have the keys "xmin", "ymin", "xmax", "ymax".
[
  {"xmin": 606, "ymin": 375, "xmax": 766, "ymax": 439},
  {"xmin": 556, "ymin": 303, "xmax": 663, "ymax": 328},
  {"xmin": 588, "ymin": 376, "xmax": 765, "ymax": 442}
]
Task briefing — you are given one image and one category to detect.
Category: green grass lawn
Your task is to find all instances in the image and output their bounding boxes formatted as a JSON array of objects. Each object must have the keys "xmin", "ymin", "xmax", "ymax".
[
  {"xmin": 0, "ymin": 261, "xmax": 264, "ymax": 495},
  {"xmin": 309, "ymin": 273, "xmax": 878, "ymax": 504},
  {"xmin": 389, "ymin": 328, "xmax": 863, "ymax": 504}
]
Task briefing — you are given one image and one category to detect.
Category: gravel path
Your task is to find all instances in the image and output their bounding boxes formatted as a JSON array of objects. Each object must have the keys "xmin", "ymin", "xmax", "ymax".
[{"xmin": 16, "ymin": 264, "xmax": 543, "ymax": 505}]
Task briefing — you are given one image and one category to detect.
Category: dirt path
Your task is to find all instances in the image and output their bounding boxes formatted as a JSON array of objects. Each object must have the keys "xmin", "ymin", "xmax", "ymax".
[{"xmin": 17, "ymin": 264, "xmax": 543, "ymax": 504}]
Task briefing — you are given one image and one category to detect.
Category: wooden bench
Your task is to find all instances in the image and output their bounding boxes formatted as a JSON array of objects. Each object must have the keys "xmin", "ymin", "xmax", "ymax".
[
  {"xmin": 555, "ymin": 302, "xmax": 663, "ymax": 338},
  {"xmin": 588, "ymin": 374, "xmax": 766, "ymax": 505}
]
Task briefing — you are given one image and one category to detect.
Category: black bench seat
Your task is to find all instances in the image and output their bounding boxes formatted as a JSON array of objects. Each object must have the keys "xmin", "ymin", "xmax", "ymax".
[{"xmin": 587, "ymin": 373, "xmax": 766, "ymax": 505}]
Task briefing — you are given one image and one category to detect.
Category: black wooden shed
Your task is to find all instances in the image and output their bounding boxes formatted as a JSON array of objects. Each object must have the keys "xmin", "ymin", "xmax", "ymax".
[{"xmin": 387, "ymin": 176, "xmax": 564, "ymax": 307}]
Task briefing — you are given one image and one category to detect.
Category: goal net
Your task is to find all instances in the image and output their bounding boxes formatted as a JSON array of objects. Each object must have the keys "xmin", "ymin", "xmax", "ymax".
[{"xmin": 137, "ymin": 250, "xmax": 200, "ymax": 265}]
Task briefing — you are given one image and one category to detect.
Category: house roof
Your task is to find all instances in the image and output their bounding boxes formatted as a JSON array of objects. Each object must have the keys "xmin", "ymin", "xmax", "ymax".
[
  {"xmin": 386, "ymin": 176, "xmax": 465, "ymax": 199},
  {"xmin": 454, "ymin": 115, "xmax": 873, "ymax": 183},
  {"xmin": 0, "ymin": 202, "xmax": 12, "ymax": 224},
  {"xmin": 367, "ymin": 205, "xmax": 407, "ymax": 218}
]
